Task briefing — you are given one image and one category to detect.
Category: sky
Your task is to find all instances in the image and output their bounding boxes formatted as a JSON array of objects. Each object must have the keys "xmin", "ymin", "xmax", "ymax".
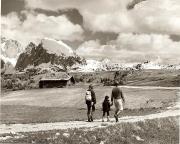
[{"xmin": 1, "ymin": 0, "xmax": 180, "ymax": 64}]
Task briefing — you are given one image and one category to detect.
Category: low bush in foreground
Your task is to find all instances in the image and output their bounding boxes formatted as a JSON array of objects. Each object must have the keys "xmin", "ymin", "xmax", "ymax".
[{"xmin": 1, "ymin": 116, "xmax": 179, "ymax": 144}]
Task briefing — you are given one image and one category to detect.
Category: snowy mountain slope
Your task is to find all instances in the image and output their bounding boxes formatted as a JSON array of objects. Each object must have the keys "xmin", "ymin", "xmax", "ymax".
[
  {"xmin": 1, "ymin": 37, "xmax": 23, "ymax": 66},
  {"xmin": 136, "ymin": 61, "xmax": 180, "ymax": 70},
  {"xmin": 15, "ymin": 38, "xmax": 83, "ymax": 70},
  {"xmin": 72, "ymin": 59, "xmax": 125, "ymax": 72},
  {"xmin": 0, "ymin": 55, "xmax": 17, "ymax": 67},
  {"xmin": 2, "ymin": 36, "xmax": 179, "ymax": 72},
  {"xmin": 72, "ymin": 59, "xmax": 102, "ymax": 72},
  {"xmin": 72, "ymin": 59, "xmax": 180, "ymax": 72},
  {"xmin": 41, "ymin": 38, "xmax": 74, "ymax": 56}
]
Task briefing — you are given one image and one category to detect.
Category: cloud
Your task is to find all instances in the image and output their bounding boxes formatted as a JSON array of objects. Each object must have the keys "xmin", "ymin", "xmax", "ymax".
[
  {"xmin": 1, "ymin": 11, "xmax": 84, "ymax": 47},
  {"xmin": 76, "ymin": 40, "xmax": 102, "ymax": 57},
  {"xmin": 24, "ymin": 0, "xmax": 180, "ymax": 35},
  {"xmin": 76, "ymin": 33, "xmax": 180, "ymax": 64},
  {"xmin": 115, "ymin": 33, "xmax": 180, "ymax": 63},
  {"xmin": 127, "ymin": 0, "xmax": 147, "ymax": 10},
  {"xmin": 2, "ymin": 0, "xmax": 180, "ymax": 64}
]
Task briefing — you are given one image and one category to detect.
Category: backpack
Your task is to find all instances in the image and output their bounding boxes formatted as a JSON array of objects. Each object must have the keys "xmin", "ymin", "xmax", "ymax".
[{"xmin": 85, "ymin": 90, "xmax": 92, "ymax": 101}]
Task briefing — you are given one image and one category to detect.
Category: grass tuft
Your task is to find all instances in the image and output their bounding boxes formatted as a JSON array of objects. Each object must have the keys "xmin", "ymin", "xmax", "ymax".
[{"xmin": 1, "ymin": 116, "xmax": 179, "ymax": 144}]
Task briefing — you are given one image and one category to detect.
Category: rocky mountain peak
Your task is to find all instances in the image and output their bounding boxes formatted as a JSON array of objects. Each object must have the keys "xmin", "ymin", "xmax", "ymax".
[
  {"xmin": 15, "ymin": 38, "xmax": 84, "ymax": 71},
  {"xmin": 25, "ymin": 42, "xmax": 37, "ymax": 55}
]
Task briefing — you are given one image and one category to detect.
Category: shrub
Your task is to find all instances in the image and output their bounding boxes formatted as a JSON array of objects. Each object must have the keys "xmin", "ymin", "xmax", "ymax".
[{"xmin": 6, "ymin": 79, "xmax": 13, "ymax": 89}]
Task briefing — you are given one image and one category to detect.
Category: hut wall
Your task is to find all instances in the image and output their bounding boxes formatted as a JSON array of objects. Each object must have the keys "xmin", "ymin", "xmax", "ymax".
[{"xmin": 39, "ymin": 80, "xmax": 68, "ymax": 88}]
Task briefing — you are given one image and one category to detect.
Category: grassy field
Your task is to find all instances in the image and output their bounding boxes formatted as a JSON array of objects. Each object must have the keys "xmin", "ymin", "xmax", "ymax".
[
  {"xmin": 72, "ymin": 69, "xmax": 180, "ymax": 87},
  {"xmin": 1, "ymin": 116, "xmax": 179, "ymax": 144},
  {"xmin": 1, "ymin": 86, "xmax": 179, "ymax": 124},
  {"xmin": 126, "ymin": 69, "xmax": 180, "ymax": 87},
  {"xmin": 1, "ymin": 69, "xmax": 180, "ymax": 92}
]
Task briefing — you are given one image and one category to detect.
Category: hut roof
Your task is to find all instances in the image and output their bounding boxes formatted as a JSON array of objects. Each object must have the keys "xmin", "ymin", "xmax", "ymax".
[{"xmin": 40, "ymin": 72, "xmax": 72, "ymax": 81}]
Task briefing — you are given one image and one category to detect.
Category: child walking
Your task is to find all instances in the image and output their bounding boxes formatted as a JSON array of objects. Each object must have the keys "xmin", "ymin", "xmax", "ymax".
[{"xmin": 102, "ymin": 96, "xmax": 111, "ymax": 122}]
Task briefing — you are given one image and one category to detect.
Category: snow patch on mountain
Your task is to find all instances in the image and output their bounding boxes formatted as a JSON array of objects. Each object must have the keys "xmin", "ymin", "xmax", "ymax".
[
  {"xmin": 73, "ymin": 59, "xmax": 102, "ymax": 72},
  {"xmin": 72, "ymin": 59, "xmax": 127, "ymax": 72},
  {"xmin": 1, "ymin": 55, "xmax": 17, "ymax": 66},
  {"xmin": 139, "ymin": 61, "xmax": 180, "ymax": 70},
  {"xmin": 72, "ymin": 59, "xmax": 180, "ymax": 72},
  {"xmin": 1, "ymin": 37, "xmax": 23, "ymax": 66},
  {"xmin": 41, "ymin": 38, "xmax": 74, "ymax": 56},
  {"xmin": 141, "ymin": 62, "xmax": 165, "ymax": 69},
  {"xmin": 101, "ymin": 58, "xmax": 111, "ymax": 64}
]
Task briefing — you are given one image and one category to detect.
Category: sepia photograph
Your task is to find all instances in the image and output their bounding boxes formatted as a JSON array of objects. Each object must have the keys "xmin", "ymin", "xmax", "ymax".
[{"xmin": 0, "ymin": 0, "xmax": 180, "ymax": 143}]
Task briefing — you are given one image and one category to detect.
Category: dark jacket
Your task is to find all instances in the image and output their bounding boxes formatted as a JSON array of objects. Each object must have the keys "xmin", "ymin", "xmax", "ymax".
[{"xmin": 102, "ymin": 99, "xmax": 111, "ymax": 112}]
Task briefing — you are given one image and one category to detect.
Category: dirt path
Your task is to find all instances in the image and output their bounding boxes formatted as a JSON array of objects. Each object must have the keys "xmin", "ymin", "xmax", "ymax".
[
  {"xmin": 120, "ymin": 86, "xmax": 180, "ymax": 90},
  {"xmin": 0, "ymin": 105, "xmax": 179, "ymax": 134}
]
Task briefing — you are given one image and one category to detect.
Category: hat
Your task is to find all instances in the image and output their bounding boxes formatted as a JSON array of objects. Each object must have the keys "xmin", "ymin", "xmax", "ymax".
[{"xmin": 105, "ymin": 96, "xmax": 109, "ymax": 99}]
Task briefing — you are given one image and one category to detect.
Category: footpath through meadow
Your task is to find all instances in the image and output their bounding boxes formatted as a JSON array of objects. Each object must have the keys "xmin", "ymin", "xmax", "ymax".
[{"xmin": 0, "ymin": 102, "xmax": 179, "ymax": 134}]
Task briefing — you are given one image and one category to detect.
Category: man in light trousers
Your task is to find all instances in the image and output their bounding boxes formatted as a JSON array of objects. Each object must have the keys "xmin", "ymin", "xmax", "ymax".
[{"xmin": 111, "ymin": 81, "xmax": 125, "ymax": 122}]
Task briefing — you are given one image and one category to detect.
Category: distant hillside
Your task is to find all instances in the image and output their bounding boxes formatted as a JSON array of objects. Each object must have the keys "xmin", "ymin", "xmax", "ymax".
[
  {"xmin": 1, "ymin": 69, "xmax": 180, "ymax": 92},
  {"xmin": 72, "ymin": 69, "xmax": 180, "ymax": 87},
  {"xmin": 72, "ymin": 59, "xmax": 180, "ymax": 73},
  {"xmin": 126, "ymin": 69, "xmax": 180, "ymax": 87}
]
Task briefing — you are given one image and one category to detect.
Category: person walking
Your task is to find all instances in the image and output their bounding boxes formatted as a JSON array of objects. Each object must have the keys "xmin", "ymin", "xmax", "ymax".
[
  {"xmin": 111, "ymin": 81, "xmax": 125, "ymax": 122},
  {"xmin": 102, "ymin": 95, "xmax": 111, "ymax": 122},
  {"xmin": 85, "ymin": 84, "xmax": 96, "ymax": 122}
]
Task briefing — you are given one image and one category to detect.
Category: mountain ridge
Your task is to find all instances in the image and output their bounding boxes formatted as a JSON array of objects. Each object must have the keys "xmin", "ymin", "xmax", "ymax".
[
  {"xmin": 15, "ymin": 39, "xmax": 85, "ymax": 71},
  {"xmin": 1, "ymin": 36, "xmax": 180, "ymax": 73}
]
